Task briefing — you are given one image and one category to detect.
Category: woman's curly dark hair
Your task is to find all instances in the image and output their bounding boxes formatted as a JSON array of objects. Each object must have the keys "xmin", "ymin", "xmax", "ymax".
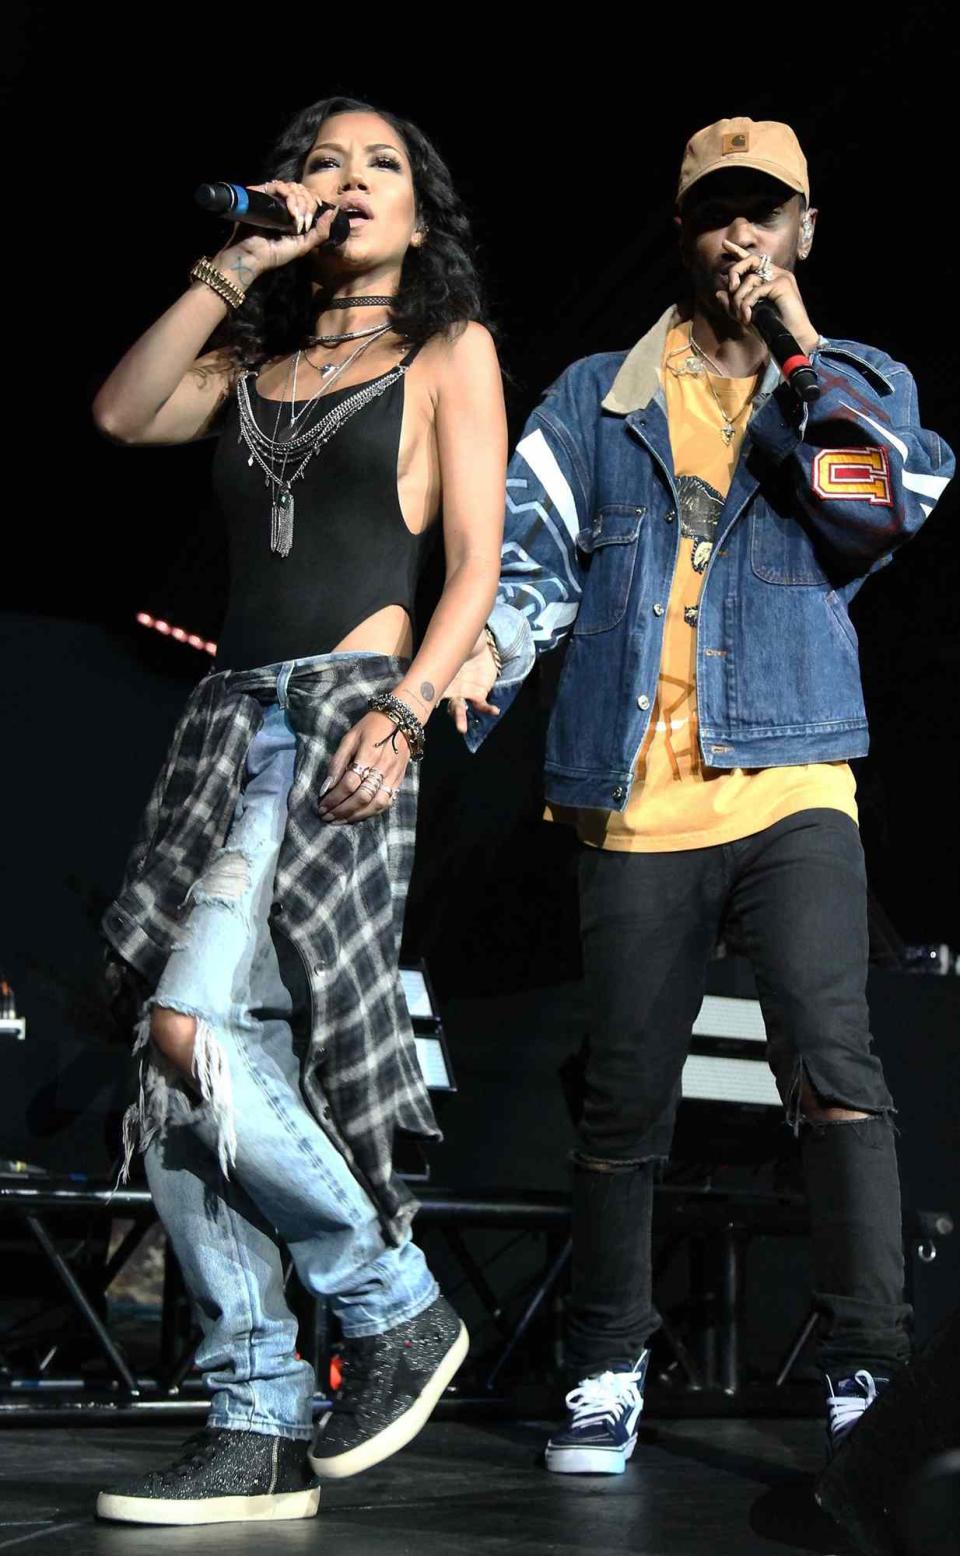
[{"xmin": 219, "ymin": 97, "xmax": 489, "ymax": 371}]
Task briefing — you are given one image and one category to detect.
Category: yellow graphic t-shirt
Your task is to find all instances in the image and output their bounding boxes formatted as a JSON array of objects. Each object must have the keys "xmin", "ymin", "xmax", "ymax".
[{"xmin": 573, "ymin": 324, "xmax": 857, "ymax": 851}]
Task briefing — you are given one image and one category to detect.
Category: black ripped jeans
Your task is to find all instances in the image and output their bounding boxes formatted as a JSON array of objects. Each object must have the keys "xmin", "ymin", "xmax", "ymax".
[{"xmin": 566, "ymin": 809, "xmax": 911, "ymax": 1381}]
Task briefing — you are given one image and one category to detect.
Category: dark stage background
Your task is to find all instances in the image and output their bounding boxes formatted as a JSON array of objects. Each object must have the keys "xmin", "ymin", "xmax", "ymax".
[{"xmin": 2, "ymin": 14, "xmax": 958, "ymax": 1162}]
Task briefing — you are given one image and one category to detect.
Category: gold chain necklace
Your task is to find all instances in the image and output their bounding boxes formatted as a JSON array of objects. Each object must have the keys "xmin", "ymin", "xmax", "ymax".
[{"xmin": 687, "ymin": 333, "xmax": 763, "ymax": 446}]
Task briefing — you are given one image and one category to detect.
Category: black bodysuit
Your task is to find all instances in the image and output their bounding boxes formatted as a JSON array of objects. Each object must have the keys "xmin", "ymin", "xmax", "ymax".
[{"xmin": 213, "ymin": 348, "xmax": 436, "ymax": 671}]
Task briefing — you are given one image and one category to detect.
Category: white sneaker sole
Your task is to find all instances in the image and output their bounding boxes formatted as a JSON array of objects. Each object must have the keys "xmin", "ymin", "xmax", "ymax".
[
  {"xmin": 309, "ymin": 1319, "xmax": 469, "ymax": 1480},
  {"xmin": 545, "ymin": 1433, "xmax": 638, "ymax": 1476},
  {"xmin": 95, "ymin": 1486, "xmax": 321, "ymax": 1525}
]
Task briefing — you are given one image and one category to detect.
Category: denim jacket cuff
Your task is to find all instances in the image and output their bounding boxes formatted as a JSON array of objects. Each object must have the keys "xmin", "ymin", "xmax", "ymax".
[{"xmin": 488, "ymin": 602, "xmax": 535, "ymax": 687}]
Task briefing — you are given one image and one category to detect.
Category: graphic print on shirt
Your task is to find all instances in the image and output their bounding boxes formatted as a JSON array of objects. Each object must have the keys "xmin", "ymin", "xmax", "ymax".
[
  {"xmin": 644, "ymin": 674, "xmax": 702, "ymax": 780},
  {"xmin": 634, "ymin": 476, "xmax": 725, "ymax": 786},
  {"xmin": 677, "ymin": 474, "xmax": 724, "ymax": 576}
]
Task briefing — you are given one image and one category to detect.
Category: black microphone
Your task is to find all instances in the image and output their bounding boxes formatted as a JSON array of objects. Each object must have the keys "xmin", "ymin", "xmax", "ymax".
[
  {"xmin": 194, "ymin": 183, "xmax": 351, "ymax": 245},
  {"xmin": 751, "ymin": 297, "xmax": 820, "ymax": 402}
]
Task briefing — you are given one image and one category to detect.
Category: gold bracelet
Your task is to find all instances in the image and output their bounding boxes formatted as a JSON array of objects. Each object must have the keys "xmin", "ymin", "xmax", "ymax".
[
  {"xmin": 190, "ymin": 257, "xmax": 246, "ymax": 312},
  {"xmin": 484, "ymin": 624, "xmax": 503, "ymax": 676}
]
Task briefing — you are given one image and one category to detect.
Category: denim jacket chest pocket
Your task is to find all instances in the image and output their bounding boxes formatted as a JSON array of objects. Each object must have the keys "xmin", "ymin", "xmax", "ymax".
[
  {"xmin": 573, "ymin": 504, "xmax": 645, "ymax": 634},
  {"xmin": 750, "ymin": 502, "xmax": 829, "ymax": 586}
]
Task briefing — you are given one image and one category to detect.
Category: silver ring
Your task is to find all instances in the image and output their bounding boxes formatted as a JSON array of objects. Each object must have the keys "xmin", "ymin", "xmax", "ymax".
[
  {"xmin": 756, "ymin": 254, "xmax": 773, "ymax": 283},
  {"xmin": 348, "ymin": 762, "xmax": 370, "ymax": 781}
]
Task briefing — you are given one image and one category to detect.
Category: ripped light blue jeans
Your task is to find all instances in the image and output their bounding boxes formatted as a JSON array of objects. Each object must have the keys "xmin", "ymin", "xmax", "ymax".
[{"xmin": 142, "ymin": 659, "xmax": 437, "ymax": 1439}]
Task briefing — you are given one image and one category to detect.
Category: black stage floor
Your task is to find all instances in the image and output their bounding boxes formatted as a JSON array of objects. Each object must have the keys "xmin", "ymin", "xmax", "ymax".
[{"xmin": 0, "ymin": 1418, "xmax": 853, "ymax": 1555}]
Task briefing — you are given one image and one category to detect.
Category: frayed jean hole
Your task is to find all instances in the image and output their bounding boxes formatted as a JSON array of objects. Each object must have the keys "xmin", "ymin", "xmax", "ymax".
[
  {"xmin": 149, "ymin": 1007, "xmax": 199, "ymax": 1079},
  {"xmin": 196, "ymin": 849, "xmax": 251, "ymax": 901}
]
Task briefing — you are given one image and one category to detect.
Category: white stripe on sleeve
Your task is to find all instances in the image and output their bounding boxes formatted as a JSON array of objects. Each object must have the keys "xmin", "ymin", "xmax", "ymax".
[
  {"xmin": 839, "ymin": 404, "xmax": 949, "ymax": 506},
  {"xmin": 516, "ymin": 428, "xmax": 580, "ymax": 542},
  {"xmin": 531, "ymin": 602, "xmax": 580, "ymax": 640}
]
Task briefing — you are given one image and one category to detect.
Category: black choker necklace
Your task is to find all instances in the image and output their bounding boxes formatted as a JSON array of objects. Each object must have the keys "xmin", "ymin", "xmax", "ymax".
[{"xmin": 324, "ymin": 295, "xmax": 396, "ymax": 310}]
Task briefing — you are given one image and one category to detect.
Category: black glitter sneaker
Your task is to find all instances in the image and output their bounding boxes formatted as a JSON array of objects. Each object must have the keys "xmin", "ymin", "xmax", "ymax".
[
  {"xmin": 309, "ymin": 1294, "xmax": 468, "ymax": 1479},
  {"xmin": 96, "ymin": 1427, "xmax": 320, "ymax": 1525}
]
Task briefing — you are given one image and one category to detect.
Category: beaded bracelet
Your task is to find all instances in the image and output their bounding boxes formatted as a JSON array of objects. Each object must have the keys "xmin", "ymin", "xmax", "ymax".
[
  {"xmin": 368, "ymin": 692, "xmax": 426, "ymax": 762},
  {"xmin": 190, "ymin": 257, "xmax": 246, "ymax": 312}
]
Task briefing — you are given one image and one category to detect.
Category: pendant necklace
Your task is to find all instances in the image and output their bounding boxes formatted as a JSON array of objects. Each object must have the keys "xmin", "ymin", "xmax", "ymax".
[{"xmin": 687, "ymin": 332, "xmax": 763, "ymax": 446}]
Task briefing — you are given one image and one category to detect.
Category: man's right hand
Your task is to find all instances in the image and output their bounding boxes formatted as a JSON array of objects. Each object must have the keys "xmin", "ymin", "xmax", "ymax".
[{"xmin": 443, "ymin": 632, "xmax": 500, "ymax": 735}]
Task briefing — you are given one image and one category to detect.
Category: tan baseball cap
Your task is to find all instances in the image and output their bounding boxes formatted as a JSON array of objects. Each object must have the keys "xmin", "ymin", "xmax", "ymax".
[{"xmin": 677, "ymin": 117, "xmax": 810, "ymax": 205}]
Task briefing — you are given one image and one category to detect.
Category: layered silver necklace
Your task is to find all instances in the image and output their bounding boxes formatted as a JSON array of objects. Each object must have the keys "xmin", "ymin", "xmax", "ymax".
[{"xmin": 236, "ymin": 325, "xmax": 406, "ymax": 556}]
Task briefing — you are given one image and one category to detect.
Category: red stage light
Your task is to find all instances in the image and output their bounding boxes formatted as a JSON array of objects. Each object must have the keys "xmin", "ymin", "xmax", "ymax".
[{"xmin": 136, "ymin": 615, "xmax": 217, "ymax": 656}]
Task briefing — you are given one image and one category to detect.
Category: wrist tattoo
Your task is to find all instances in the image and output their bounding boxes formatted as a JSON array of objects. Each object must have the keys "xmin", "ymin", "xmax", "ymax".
[
  {"xmin": 228, "ymin": 255, "xmax": 256, "ymax": 288},
  {"xmin": 420, "ymin": 681, "xmax": 435, "ymax": 703}
]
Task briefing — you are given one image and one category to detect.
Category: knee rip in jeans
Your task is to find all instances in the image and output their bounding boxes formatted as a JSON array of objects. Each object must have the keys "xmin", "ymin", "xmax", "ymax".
[
  {"xmin": 117, "ymin": 1000, "xmax": 239, "ymax": 1188},
  {"xmin": 800, "ymin": 1110, "xmax": 896, "ymax": 1143},
  {"xmin": 184, "ymin": 847, "xmax": 253, "ymax": 916},
  {"xmin": 787, "ymin": 1058, "xmax": 893, "ymax": 1137},
  {"xmin": 571, "ymin": 1150, "xmax": 660, "ymax": 1175}
]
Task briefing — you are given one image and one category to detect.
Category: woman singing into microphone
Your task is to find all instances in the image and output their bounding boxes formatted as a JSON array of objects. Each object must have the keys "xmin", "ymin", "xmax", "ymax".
[{"xmin": 93, "ymin": 96, "xmax": 505, "ymax": 1526}]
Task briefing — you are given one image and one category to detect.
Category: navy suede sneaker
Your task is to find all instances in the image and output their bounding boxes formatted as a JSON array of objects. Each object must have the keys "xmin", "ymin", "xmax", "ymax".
[
  {"xmin": 825, "ymin": 1369, "xmax": 891, "ymax": 1455},
  {"xmin": 545, "ymin": 1351, "xmax": 649, "ymax": 1475}
]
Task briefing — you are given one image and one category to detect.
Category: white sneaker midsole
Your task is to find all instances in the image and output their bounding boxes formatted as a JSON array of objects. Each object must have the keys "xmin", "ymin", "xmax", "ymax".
[
  {"xmin": 545, "ymin": 1434, "xmax": 638, "ymax": 1475},
  {"xmin": 95, "ymin": 1486, "xmax": 321, "ymax": 1525}
]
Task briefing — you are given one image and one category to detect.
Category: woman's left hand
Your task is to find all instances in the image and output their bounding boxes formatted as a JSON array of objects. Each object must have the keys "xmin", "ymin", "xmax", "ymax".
[
  {"xmin": 318, "ymin": 712, "xmax": 411, "ymax": 823},
  {"xmin": 719, "ymin": 239, "xmax": 819, "ymax": 354}
]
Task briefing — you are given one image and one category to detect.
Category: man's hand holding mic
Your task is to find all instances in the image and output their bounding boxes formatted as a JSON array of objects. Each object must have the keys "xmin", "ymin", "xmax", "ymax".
[{"xmin": 718, "ymin": 238, "xmax": 819, "ymax": 355}]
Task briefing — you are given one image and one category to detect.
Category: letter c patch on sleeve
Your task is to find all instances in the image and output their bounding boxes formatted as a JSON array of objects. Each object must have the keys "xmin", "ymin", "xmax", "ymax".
[{"xmin": 813, "ymin": 447, "xmax": 893, "ymax": 506}]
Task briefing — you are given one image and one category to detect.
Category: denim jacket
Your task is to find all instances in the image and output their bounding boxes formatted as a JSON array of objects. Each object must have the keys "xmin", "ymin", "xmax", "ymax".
[{"xmin": 467, "ymin": 307, "xmax": 954, "ymax": 812}]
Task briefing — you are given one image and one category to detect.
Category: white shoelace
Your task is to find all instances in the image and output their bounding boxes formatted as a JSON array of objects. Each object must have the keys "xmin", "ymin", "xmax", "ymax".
[
  {"xmin": 565, "ymin": 1367, "xmax": 645, "ymax": 1431},
  {"xmin": 827, "ymin": 1369, "xmax": 879, "ymax": 1436}
]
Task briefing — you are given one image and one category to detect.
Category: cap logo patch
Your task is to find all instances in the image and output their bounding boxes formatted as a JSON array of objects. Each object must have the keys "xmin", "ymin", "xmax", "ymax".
[{"xmin": 722, "ymin": 132, "xmax": 749, "ymax": 154}]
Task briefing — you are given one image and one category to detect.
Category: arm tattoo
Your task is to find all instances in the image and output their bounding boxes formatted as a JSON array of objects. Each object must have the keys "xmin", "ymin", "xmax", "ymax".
[{"xmin": 420, "ymin": 681, "xmax": 435, "ymax": 703}]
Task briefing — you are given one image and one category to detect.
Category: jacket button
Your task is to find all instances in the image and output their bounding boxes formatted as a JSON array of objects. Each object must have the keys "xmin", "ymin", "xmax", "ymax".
[
  {"xmin": 612, "ymin": 785, "xmax": 625, "ymax": 801},
  {"xmin": 637, "ymin": 694, "xmax": 650, "ymax": 711},
  {"xmin": 652, "ymin": 603, "xmax": 664, "ymax": 617}
]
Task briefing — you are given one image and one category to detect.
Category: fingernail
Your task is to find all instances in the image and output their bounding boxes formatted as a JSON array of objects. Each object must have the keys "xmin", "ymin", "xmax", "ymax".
[{"xmin": 319, "ymin": 777, "xmax": 334, "ymax": 796}]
